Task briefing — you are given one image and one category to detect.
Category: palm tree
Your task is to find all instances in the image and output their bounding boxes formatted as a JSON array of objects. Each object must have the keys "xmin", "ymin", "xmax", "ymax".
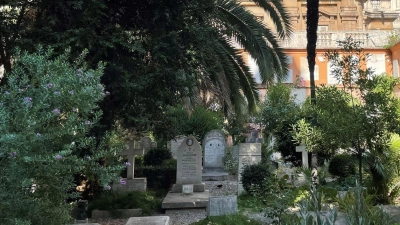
[{"xmin": 192, "ymin": 0, "xmax": 292, "ymax": 116}]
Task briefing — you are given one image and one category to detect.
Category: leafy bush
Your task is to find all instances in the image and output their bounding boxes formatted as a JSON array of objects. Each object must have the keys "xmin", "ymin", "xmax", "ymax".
[
  {"xmin": 0, "ymin": 49, "xmax": 123, "ymax": 225},
  {"xmin": 143, "ymin": 148, "xmax": 172, "ymax": 166},
  {"xmin": 88, "ymin": 190, "xmax": 160, "ymax": 217},
  {"xmin": 328, "ymin": 154, "xmax": 356, "ymax": 177},
  {"xmin": 223, "ymin": 147, "xmax": 238, "ymax": 175},
  {"xmin": 240, "ymin": 163, "xmax": 271, "ymax": 194},
  {"xmin": 135, "ymin": 165, "xmax": 176, "ymax": 190}
]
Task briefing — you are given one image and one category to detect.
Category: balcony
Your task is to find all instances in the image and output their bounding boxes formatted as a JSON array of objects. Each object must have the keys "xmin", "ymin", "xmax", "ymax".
[{"xmin": 278, "ymin": 30, "xmax": 394, "ymax": 49}]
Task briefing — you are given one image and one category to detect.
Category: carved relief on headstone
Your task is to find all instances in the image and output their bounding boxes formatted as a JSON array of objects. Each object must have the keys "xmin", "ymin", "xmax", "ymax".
[{"xmin": 203, "ymin": 130, "xmax": 226, "ymax": 168}]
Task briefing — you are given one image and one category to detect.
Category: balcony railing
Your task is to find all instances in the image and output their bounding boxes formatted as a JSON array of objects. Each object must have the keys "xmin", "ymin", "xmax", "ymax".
[{"xmin": 278, "ymin": 30, "xmax": 394, "ymax": 49}]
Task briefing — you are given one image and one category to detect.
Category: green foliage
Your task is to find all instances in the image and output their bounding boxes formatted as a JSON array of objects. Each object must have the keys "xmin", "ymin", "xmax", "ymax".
[
  {"xmin": 0, "ymin": 49, "xmax": 123, "ymax": 225},
  {"xmin": 344, "ymin": 181, "xmax": 395, "ymax": 225},
  {"xmin": 240, "ymin": 163, "xmax": 271, "ymax": 193},
  {"xmin": 88, "ymin": 190, "xmax": 161, "ymax": 217},
  {"xmin": 260, "ymin": 83, "xmax": 303, "ymax": 163},
  {"xmin": 191, "ymin": 214, "xmax": 261, "ymax": 225},
  {"xmin": 160, "ymin": 105, "xmax": 223, "ymax": 141},
  {"xmin": 297, "ymin": 187, "xmax": 337, "ymax": 225},
  {"xmin": 135, "ymin": 165, "xmax": 176, "ymax": 191},
  {"xmin": 143, "ymin": 148, "xmax": 172, "ymax": 166},
  {"xmin": 366, "ymin": 133, "xmax": 400, "ymax": 204},
  {"xmin": 328, "ymin": 154, "xmax": 356, "ymax": 177},
  {"xmin": 223, "ymin": 147, "xmax": 238, "ymax": 175}
]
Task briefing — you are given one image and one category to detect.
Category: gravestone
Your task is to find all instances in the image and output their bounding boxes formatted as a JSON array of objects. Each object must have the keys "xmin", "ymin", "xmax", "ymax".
[
  {"xmin": 246, "ymin": 131, "xmax": 263, "ymax": 143},
  {"xmin": 238, "ymin": 143, "xmax": 262, "ymax": 195},
  {"xmin": 112, "ymin": 140, "xmax": 147, "ymax": 191},
  {"xmin": 296, "ymin": 145, "xmax": 309, "ymax": 168},
  {"xmin": 231, "ymin": 146, "xmax": 239, "ymax": 161},
  {"xmin": 171, "ymin": 136, "xmax": 205, "ymax": 193},
  {"xmin": 169, "ymin": 135, "xmax": 187, "ymax": 160},
  {"xmin": 208, "ymin": 196, "xmax": 238, "ymax": 216},
  {"xmin": 203, "ymin": 130, "xmax": 226, "ymax": 168},
  {"xmin": 140, "ymin": 136, "xmax": 157, "ymax": 155}
]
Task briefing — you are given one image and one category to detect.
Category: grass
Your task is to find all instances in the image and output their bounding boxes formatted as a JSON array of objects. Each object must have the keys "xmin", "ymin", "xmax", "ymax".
[{"xmin": 190, "ymin": 214, "xmax": 261, "ymax": 225}]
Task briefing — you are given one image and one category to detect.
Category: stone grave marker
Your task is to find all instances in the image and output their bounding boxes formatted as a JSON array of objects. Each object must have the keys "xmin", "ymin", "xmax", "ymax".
[
  {"xmin": 208, "ymin": 196, "xmax": 238, "ymax": 216},
  {"xmin": 203, "ymin": 130, "xmax": 226, "ymax": 169},
  {"xmin": 246, "ymin": 131, "xmax": 263, "ymax": 143},
  {"xmin": 141, "ymin": 136, "xmax": 157, "ymax": 155},
  {"xmin": 171, "ymin": 136, "xmax": 205, "ymax": 192},
  {"xmin": 112, "ymin": 140, "xmax": 147, "ymax": 191},
  {"xmin": 231, "ymin": 146, "xmax": 239, "ymax": 161},
  {"xmin": 182, "ymin": 184, "xmax": 194, "ymax": 195},
  {"xmin": 296, "ymin": 145, "xmax": 309, "ymax": 168},
  {"xmin": 238, "ymin": 143, "xmax": 262, "ymax": 194},
  {"xmin": 169, "ymin": 135, "xmax": 187, "ymax": 160}
]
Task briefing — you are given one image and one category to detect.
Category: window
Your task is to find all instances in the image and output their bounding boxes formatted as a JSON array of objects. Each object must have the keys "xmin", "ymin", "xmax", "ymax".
[{"xmin": 317, "ymin": 26, "xmax": 328, "ymax": 32}]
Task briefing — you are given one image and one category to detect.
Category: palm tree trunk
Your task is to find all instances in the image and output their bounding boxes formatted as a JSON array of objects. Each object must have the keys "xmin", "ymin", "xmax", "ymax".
[{"xmin": 307, "ymin": 0, "xmax": 319, "ymax": 185}]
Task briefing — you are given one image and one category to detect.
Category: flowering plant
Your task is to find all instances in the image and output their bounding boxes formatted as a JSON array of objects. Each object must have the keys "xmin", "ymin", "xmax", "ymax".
[{"xmin": 0, "ymin": 49, "xmax": 124, "ymax": 225}]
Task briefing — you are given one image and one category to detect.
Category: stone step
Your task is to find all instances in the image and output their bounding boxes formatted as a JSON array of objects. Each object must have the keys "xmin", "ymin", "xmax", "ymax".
[{"xmin": 125, "ymin": 216, "xmax": 170, "ymax": 225}]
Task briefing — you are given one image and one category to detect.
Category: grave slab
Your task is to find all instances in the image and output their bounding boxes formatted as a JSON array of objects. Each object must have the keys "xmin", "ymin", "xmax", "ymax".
[
  {"xmin": 112, "ymin": 178, "xmax": 146, "ymax": 192},
  {"xmin": 202, "ymin": 169, "xmax": 229, "ymax": 181},
  {"xmin": 91, "ymin": 208, "xmax": 142, "ymax": 219},
  {"xmin": 162, "ymin": 190, "xmax": 210, "ymax": 209},
  {"xmin": 125, "ymin": 216, "xmax": 170, "ymax": 225},
  {"xmin": 208, "ymin": 196, "xmax": 237, "ymax": 216}
]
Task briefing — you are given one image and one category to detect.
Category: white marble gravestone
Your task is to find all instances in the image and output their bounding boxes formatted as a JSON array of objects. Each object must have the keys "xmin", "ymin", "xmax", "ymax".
[
  {"xmin": 296, "ymin": 145, "xmax": 309, "ymax": 168},
  {"xmin": 238, "ymin": 143, "xmax": 262, "ymax": 194},
  {"xmin": 112, "ymin": 140, "xmax": 147, "ymax": 191},
  {"xmin": 203, "ymin": 130, "xmax": 226, "ymax": 168},
  {"xmin": 171, "ymin": 136, "xmax": 205, "ymax": 192},
  {"xmin": 169, "ymin": 135, "xmax": 187, "ymax": 160}
]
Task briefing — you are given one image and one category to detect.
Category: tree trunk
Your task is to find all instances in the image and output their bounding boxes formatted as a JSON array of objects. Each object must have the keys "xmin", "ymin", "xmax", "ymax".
[{"xmin": 307, "ymin": 0, "xmax": 319, "ymax": 186}]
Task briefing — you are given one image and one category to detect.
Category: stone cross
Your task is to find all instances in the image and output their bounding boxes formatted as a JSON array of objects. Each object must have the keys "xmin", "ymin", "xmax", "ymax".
[
  {"xmin": 296, "ymin": 145, "xmax": 308, "ymax": 168},
  {"xmin": 119, "ymin": 140, "xmax": 144, "ymax": 179}
]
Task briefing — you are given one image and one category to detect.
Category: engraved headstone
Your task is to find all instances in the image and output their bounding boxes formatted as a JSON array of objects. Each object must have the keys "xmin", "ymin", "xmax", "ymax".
[
  {"xmin": 203, "ymin": 130, "xmax": 226, "ymax": 168},
  {"xmin": 238, "ymin": 143, "xmax": 262, "ymax": 194},
  {"xmin": 141, "ymin": 136, "xmax": 157, "ymax": 155},
  {"xmin": 170, "ymin": 135, "xmax": 187, "ymax": 160},
  {"xmin": 171, "ymin": 136, "xmax": 205, "ymax": 192}
]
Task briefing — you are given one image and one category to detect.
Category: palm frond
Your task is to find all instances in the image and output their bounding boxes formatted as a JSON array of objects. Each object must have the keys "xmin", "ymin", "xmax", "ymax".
[
  {"xmin": 252, "ymin": 0, "xmax": 292, "ymax": 38},
  {"xmin": 216, "ymin": 0, "xmax": 288, "ymax": 84}
]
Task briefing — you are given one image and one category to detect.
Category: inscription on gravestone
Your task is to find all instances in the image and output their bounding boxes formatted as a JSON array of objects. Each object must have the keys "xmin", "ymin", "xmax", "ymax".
[{"xmin": 171, "ymin": 136, "xmax": 205, "ymax": 192}]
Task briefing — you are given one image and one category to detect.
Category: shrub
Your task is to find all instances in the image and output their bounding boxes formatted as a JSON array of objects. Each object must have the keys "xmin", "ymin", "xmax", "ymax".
[
  {"xmin": 143, "ymin": 148, "xmax": 172, "ymax": 166},
  {"xmin": 0, "ymin": 49, "xmax": 123, "ymax": 225},
  {"xmin": 223, "ymin": 147, "xmax": 238, "ymax": 175},
  {"xmin": 328, "ymin": 154, "xmax": 356, "ymax": 177},
  {"xmin": 240, "ymin": 163, "xmax": 271, "ymax": 194},
  {"xmin": 88, "ymin": 190, "xmax": 160, "ymax": 217},
  {"xmin": 134, "ymin": 155, "xmax": 144, "ymax": 167},
  {"xmin": 135, "ymin": 165, "xmax": 176, "ymax": 190}
]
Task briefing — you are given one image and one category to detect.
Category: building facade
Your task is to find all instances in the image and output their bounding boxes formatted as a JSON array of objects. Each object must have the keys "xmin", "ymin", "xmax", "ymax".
[{"xmin": 242, "ymin": 0, "xmax": 400, "ymax": 102}]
